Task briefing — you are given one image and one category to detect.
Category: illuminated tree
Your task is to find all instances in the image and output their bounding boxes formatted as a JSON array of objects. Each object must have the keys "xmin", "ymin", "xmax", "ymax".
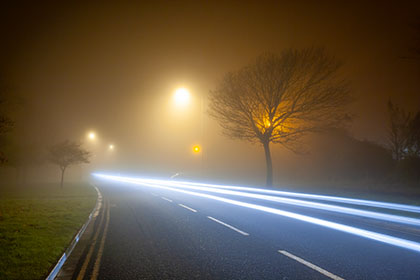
[
  {"xmin": 48, "ymin": 140, "xmax": 91, "ymax": 188},
  {"xmin": 209, "ymin": 48, "xmax": 351, "ymax": 186}
]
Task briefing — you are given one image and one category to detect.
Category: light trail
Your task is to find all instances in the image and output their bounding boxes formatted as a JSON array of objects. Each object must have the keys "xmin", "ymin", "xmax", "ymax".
[
  {"xmin": 93, "ymin": 173, "xmax": 420, "ymax": 214},
  {"xmin": 173, "ymin": 182, "xmax": 420, "ymax": 214},
  {"xmin": 94, "ymin": 173, "xmax": 420, "ymax": 254},
  {"xmin": 139, "ymin": 179, "xmax": 420, "ymax": 227},
  {"xmin": 93, "ymin": 174, "xmax": 420, "ymax": 227}
]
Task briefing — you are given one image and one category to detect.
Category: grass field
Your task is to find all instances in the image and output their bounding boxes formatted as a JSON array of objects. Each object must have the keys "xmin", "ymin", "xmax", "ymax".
[{"xmin": 0, "ymin": 183, "xmax": 97, "ymax": 280}]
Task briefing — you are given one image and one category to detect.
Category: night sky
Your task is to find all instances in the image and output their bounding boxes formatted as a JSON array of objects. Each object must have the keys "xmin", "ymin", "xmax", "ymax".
[{"xmin": 1, "ymin": 1, "xmax": 419, "ymax": 183}]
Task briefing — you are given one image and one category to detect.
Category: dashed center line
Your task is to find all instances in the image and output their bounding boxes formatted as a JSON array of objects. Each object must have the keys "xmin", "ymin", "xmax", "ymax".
[
  {"xmin": 161, "ymin": 197, "xmax": 173, "ymax": 202},
  {"xmin": 178, "ymin": 204, "xmax": 197, "ymax": 212},
  {"xmin": 278, "ymin": 250, "xmax": 345, "ymax": 280},
  {"xmin": 207, "ymin": 216, "xmax": 249, "ymax": 236}
]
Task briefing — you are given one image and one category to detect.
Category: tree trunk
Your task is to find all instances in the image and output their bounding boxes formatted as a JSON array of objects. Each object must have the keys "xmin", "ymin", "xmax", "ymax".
[
  {"xmin": 263, "ymin": 140, "xmax": 273, "ymax": 187},
  {"xmin": 60, "ymin": 168, "xmax": 66, "ymax": 188}
]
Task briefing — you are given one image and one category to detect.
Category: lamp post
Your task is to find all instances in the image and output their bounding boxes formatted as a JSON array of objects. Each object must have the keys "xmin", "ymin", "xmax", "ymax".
[{"xmin": 173, "ymin": 87, "xmax": 206, "ymax": 178}]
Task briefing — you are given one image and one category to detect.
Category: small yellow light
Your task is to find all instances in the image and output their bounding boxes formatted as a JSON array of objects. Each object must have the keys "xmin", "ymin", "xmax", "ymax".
[
  {"xmin": 109, "ymin": 144, "xmax": 114, "ymax": 150},
  {"xmin": 88, "ymin": 132, "xmax": 96, "ymax": 140},
  {"xmin": 193, "ymin": 145, "xmax": 200, "ymax": 153}
]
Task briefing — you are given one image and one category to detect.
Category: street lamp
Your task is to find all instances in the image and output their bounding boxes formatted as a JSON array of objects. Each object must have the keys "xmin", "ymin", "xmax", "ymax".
[
  {"xmin": 173, "ymin": 87, "xmax": 190, "ymax": 107},
  {"xmin": 88, "ymin": 132, "xmax": 96, "ymax": 141},
  {"xmin": 171, "ymin": 86, "xmax": 206, "ymax": 176},
  {"xmin": 109, "ymin": 144, "xmax": 114, "ymax": 150}
]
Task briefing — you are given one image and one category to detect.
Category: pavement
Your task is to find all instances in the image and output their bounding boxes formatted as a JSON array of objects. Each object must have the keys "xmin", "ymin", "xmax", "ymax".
[{"xmin": 61, "ymin": 177, "xmax": 420, "ymax": 280}]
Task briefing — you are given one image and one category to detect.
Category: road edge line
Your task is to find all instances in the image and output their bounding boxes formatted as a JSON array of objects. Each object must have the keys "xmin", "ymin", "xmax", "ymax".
[
  {"xmin": 45, "ymin": 183, "xmax": 103, "ymax": 280},
  {"xmin": 91, "ymin": 198, "xmax": 111, "ymax": 279}
]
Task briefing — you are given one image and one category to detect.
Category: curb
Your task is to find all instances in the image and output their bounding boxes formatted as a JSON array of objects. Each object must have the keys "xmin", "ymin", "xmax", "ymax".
[{"xmin": 46, "ymin": 183, "xmax": 103, "ymax": 280}]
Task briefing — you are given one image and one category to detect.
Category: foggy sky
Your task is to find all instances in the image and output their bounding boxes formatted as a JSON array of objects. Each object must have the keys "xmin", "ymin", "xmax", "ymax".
[{"xmin": 1, "ymin": 1, "xmax": 419, "ymax": 184}]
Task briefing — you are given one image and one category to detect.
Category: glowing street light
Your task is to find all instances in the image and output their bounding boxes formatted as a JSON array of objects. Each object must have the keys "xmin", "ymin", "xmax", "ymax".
[
  {"xmin": 109, "ymin": 144, "xmax": 114, "ymax": 150},
  {"xmin": 88, "ymin": 132, "xmax": 96, "ymax": 140},
  {"xmin": 173, "ymin": 87, "xmax": 190, "ymax": 107}
]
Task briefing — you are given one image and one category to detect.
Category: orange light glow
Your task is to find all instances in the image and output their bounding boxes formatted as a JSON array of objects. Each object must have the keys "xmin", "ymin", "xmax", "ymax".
[{"xmin": 193, "ymin": 145, "xmax": 200, "ymax": 153}]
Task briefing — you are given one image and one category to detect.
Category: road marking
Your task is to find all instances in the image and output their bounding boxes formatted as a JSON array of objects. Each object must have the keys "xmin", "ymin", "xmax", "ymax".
[
  {"xmin": 91, "ymin": 199, "xmax": 111, "ymax": 280},
  {"xmin": 178, "ymin": 204, "xmax": 197, "ymax": 212},
  {"xmin": 76, "ymin": 199, "xmax": 107, "ymax": 280},
  {"xmin": 161, "ymin": 197, "xmax": 173, "ymax": 202},
  {"xmin": 207, "ymin": 216, "xmax": 249, "ymax": 236},
  {"xmin": 278, "ymin": 250, "xmax": 345, "ymax": 280},
  {"xmin": 92, "ymin": 187, "xmax": 103, "ymax": 218}
]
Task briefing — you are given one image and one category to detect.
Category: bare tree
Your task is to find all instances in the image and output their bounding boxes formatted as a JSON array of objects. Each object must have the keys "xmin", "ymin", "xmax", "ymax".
[
  {"xmin": 209, "ymin": 48, "xmax": 351, "ymax": 186},
  {"xmin": 387, "ymin": 101, "xmax": 411, "ymax": 161},
  {"xmin": 48, "ymin": 140, "xmax": 91, "ymax": 188}
]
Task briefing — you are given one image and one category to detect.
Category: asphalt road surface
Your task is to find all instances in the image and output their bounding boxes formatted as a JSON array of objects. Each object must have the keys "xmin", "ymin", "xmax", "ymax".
[{"xmin": 73, "ymin": 177, "xmax": 420, "ymax": 280}]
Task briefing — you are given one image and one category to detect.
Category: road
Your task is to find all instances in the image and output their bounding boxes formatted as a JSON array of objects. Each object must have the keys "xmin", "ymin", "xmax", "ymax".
[{"xmin": 72, "ymin": 176, "xmax": 420, "ymax": 279}]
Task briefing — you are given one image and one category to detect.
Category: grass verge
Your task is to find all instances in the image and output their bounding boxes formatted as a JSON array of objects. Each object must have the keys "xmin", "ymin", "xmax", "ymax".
[{"xmin": 0, "ymin": 183, "xmax": 96, "ymax": 280}]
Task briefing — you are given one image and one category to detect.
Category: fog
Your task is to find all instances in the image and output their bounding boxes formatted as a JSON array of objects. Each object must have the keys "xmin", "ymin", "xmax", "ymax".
[{"xmin": 1, "ymin": 1, "xmax": 419, "ymax": 189}]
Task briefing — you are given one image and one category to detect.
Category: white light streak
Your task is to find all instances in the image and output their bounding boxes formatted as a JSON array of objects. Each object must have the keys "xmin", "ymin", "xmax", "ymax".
[
  {"xmin": 94, "ymin": 174, "xmax": 420, "ymax": 254},
  {"xmin": 139, "ymin": 180, "xmax": 420, "ymax": 227},
  {"xmin": 93, "ymin": 173, "xmax": 420, "ymax": 227},
  {"xmin": 165, "ymin": 180, "xmax": 420, "ymax": 214},
  {"xmin": 93, "ymin": 173, "xmax": 420, "ymax": 213}
]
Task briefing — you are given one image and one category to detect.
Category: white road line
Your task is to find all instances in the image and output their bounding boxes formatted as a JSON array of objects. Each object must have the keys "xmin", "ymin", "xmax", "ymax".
[
  {"xmin": 178, "ymin": 204, "xmax": 197, "ymax": 212},
  {"xmin": 207, "ymin": 216, "xmax": 249, "ymax": 236},
  {"xmin": 161, "ymin": 197, "xmax": 173, "ymax": 202},
  {"xmin": 278, "ymin": 250, "xmax": 345, "ymax": 280}
]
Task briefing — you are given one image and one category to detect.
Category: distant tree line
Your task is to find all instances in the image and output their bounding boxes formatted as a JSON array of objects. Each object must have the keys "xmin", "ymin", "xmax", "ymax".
[
  {"xmin": 0, "ymin": 81, "xmax": 91, "ymax": 187},
  {"xmin": 0, "ymin": 82, "xmax": 14, "ymax": 163}
]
